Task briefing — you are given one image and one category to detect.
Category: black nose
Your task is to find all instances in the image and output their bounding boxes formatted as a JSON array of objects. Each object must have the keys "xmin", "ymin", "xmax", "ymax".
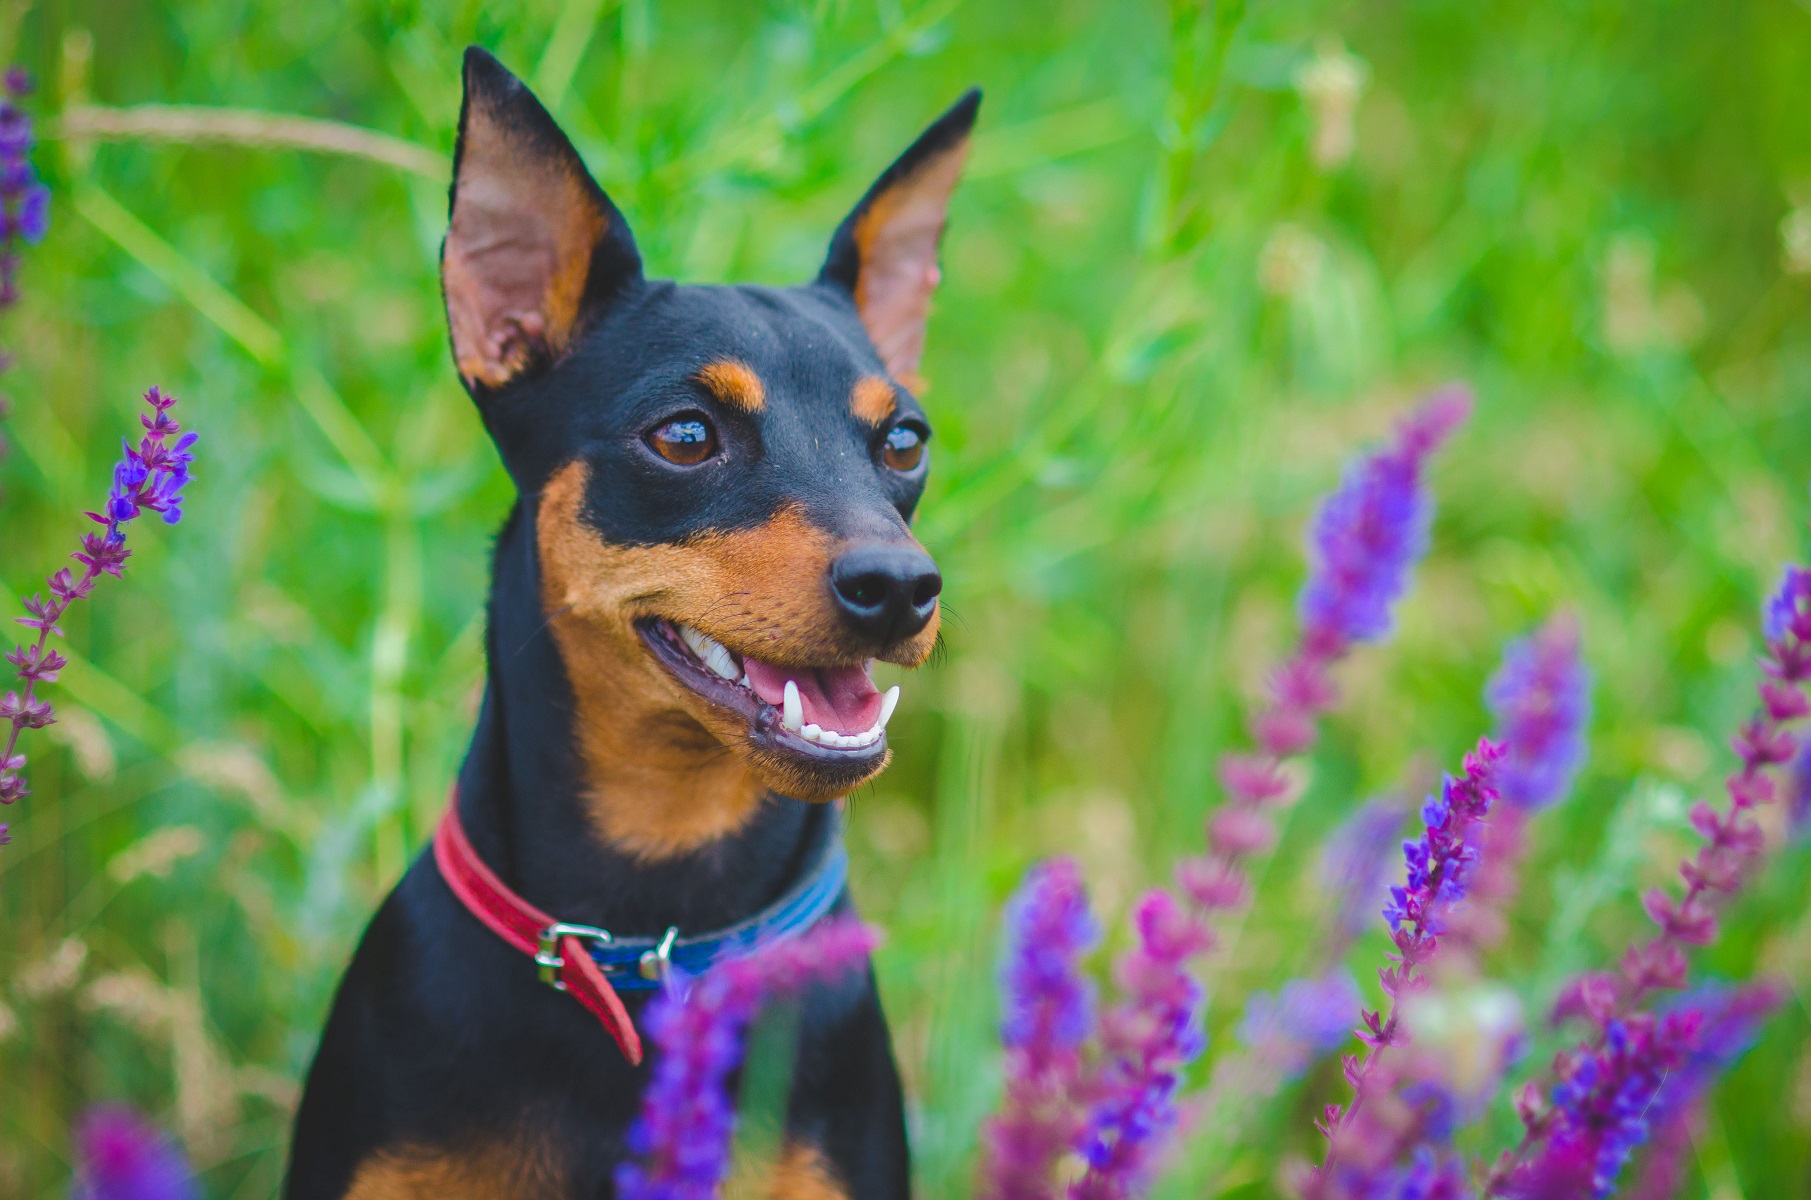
[{"xmin": 830, "ymin": 544, "xmax": 942, "ymax": 644}]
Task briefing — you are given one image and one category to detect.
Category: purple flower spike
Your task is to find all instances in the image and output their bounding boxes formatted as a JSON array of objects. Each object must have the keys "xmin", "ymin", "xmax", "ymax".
[
  {"xmin": 1308, "ymin": 740, "xmax": 1504, "ymax": 1195},
  {"xmin": 1299, "ymin": 387, "xmax": 1471, "ymax": 647},
  {"xmin": 1487, "ymin": 617, "xmax": 1589, "ymax": 811},
  {"xmin": 1069, "ymin": 890, "xmax": 1208, "ymax": 1200},
  {"xmin": 70, "ymin": 1105, "xmax": 198, "ymax": 1200},
  {"xmin": 980, "ymin": 859, "xmax": 1100, "ymax": 1200},
  {"xmin": 614, "ymin": 918, "xmax": 880, "ymax": 1200},
  {"xmin": 1, "ymin": 388, "xmax": 193, "ymax": 832}
]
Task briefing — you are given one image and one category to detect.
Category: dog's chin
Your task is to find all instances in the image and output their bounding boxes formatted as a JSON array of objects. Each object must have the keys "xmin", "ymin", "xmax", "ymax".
[{"xmin": 638, "ymin": 618, "xmax": 904, "ymax": 800}]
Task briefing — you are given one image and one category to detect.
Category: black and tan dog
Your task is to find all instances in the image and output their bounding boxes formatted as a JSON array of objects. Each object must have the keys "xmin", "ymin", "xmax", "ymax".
[{"xmin": 284, "ymin": 47, "xmax": 977, "ymax": 1200}]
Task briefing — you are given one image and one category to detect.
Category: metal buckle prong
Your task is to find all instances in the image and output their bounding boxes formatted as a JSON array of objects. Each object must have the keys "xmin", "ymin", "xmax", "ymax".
[
  {"xmin": 536, "ymin": 922, "xmax": 613, "ymax": 990},
  {"xmin": 639, "ymin": 926, "xmax": 680, "ymax": 985}
]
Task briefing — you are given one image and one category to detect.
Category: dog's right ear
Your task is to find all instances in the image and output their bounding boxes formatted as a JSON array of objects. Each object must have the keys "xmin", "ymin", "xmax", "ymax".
[{"xmin": 442, "ymin": 47, "xmax": 642, "ymax": 394}]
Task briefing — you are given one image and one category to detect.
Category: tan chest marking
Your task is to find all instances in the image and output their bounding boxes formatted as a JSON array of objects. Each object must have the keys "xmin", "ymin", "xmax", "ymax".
[
  {"xmin": 343, "ymin": 1134, "xmax": 562, "ymax": 1200},
  {"xmin": 725, "ymin": 1142, "xmax": 850, "ymax": 1200}
]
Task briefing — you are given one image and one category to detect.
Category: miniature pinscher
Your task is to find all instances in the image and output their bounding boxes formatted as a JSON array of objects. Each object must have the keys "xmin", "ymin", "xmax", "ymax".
[{"xmin": 285, "ymin": 45, "xmax": 978, "ymax": 1200}]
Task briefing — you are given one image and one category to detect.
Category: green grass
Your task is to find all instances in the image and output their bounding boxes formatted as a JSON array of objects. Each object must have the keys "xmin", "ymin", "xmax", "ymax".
[{"xmin": 4, "ymin": 1, "xmax": 1811, "ymax": 1196}]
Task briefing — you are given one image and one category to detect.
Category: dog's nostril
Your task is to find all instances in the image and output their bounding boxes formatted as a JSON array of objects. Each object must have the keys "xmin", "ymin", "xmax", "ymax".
[
  {"xmin": 842, "ymin": 575, "xmax": 890, "ymax": 610},
  {"xmin": 910, "ymin": 575, "xmax": 942, "ymax": 609}
]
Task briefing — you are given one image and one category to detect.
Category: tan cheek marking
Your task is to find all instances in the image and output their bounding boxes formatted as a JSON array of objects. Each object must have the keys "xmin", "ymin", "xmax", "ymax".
[
  {"xmin": 539, "ymin": 463, "xmax": 922, "ymax": 856},
  {"xmin": 850, "ymin": 376, "xmax": 897, "ymax": 425},
  {"xmin": 725, "ymin": 1142, "xmax": 850, "ymax": 1200},
  {"xmin": 344, "ymin": 1134, "xmax": 562, "ymax": 1200},
  {"xmin": 697, "ymin": 359, "xmax": 767, "ymax": 413}
]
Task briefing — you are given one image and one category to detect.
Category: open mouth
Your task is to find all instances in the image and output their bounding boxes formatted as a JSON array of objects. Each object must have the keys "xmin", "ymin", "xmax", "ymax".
[{"xmin": 639, "ymin": 618, "xmax": 901, "ymax": 764}]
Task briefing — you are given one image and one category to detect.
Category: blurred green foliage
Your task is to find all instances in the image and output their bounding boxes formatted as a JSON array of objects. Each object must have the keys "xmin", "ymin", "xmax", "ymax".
[{"xmin": 4, "ymin": 1, "xmax": 1811, "ymax": 1196}]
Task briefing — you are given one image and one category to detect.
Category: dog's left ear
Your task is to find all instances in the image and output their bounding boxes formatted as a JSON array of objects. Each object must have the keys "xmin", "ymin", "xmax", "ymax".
[
  {"xmin": 820, "ymin": 89, "xmax": 981, "ymax": 387},
  {"xmin": 442, "ymin": 46, "xmax": 643, "ymax": 393}
]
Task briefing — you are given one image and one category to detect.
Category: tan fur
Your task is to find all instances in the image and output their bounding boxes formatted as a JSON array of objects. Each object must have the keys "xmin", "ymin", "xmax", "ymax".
[
  {"xmin": 536, "ymin": 462, "xmax": 938, "ymax": 858},
  {"xmin": 343, "ymin": 1135, "xmax": 562, "ymax": 1200},
  {"xmin": 851, "ymin": 135, "xmax": 972, "ymax": 383},
  {"xmin": 698, "ymin": 359, "xmax": 767, "ymax": 413},
  {"xmin": 443, "ymin": 93, "xmax": 606, "ymax": 390},
  {"xmin": 849, "ymin": 376, "xmax": 897, "ymax": 425},
  {"xmin": 725, "ymin": 1142, "xmax": 850, "ymax": 1200}
]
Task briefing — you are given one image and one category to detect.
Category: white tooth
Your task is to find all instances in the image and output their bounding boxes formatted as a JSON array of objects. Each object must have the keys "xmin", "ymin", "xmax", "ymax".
[
  {"xmin": 859, "ymin": 728, "xmax": 879, "ymax": 746},
  {"xmin": 705, "ymin": 643, "xmax": 738, "ymax": 680},
  {"xmin": 877, "ymin": 685, "xmax": 901, "ymax": 730},
  {"xmin": 802, "ymin": 723, "xmax": 822, "ymax": 743},
  {"xmin": 782, "ymin": 680, "xmax": 802, "ymax": 731},
  {"xmin": 679, "ymin": 625, "xmax": 708, "ymax": 657},
  {"xmin": 739, "ymin": 671, "xmax": 751, "ymax": 688},
  {"xmin": 832, "ymin": 733, "xmax": 854, "ymax": 748}
]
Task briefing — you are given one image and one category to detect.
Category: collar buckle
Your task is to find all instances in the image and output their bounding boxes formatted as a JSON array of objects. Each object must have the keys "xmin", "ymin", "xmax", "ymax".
[
  {"xmin": 536, "ymin": 922, "xmax": 613, "ymax": 990},
  {"xmin": 638, "ymin": 925, "xmax": 681, "ymax": 989}
]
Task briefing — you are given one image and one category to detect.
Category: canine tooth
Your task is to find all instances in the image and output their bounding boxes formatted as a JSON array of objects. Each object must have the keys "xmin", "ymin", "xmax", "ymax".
[
  {"xmin": 802, "ymin": 723, "xmax": 823, "ymax": 743},
  {"xmin": 877, "ymin": 685, "xmax": 901, "ymax": 730},
  {"xmin": 782, "ymin": 681, "xmax": 802, "ymax": 731},
  {"xmin": 704, "ymin": 643, "xmax": 738, "ymax": 680}
]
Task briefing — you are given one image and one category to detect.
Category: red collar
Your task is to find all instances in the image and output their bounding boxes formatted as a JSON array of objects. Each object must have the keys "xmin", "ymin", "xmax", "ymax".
[{"xmin": 433, "ymin": 802, "xmax": 643, "ymax": 1065}]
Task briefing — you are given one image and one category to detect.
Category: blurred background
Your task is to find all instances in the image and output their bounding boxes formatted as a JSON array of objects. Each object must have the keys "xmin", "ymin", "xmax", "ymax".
[{"xmin": 4, "ymin": 1, "xmax": 1811, "ymax": 1196}]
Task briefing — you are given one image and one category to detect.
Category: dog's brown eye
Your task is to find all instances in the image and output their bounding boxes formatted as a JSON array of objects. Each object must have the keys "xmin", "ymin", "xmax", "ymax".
[
  {"xmin": 882, "ymin": 425, "xmax": 925, "ymax": 472},
  {"xmin": 648, "ymin": 416, "xmax": 718, "ymax": 465}
]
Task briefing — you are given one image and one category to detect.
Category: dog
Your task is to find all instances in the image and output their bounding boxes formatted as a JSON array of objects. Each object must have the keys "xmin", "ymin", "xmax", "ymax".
[{"xmin": 284, "ymin": 46, "xmax": 978, "ymax": 1200}]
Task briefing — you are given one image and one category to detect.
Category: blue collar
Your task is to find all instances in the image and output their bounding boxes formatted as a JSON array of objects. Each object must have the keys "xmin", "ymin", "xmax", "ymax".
[{"xmin": 582, "ymin": 805, "xmax": 849, "ymax": 990}]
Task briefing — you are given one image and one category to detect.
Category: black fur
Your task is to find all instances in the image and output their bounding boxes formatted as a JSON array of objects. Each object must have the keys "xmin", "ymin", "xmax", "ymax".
[{"xmin": 285, "ymin": 46, "xmax": 978, "ymax": 1200}]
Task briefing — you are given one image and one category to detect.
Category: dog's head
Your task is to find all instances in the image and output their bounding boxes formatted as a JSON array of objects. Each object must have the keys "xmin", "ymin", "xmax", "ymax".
[{"xmin": 443, "ymin": 48, "xmax": 976, "ymax": 853}]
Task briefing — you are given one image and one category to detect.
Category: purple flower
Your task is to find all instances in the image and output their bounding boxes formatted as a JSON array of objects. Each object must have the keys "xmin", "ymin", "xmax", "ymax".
[
  {"xmin": 1069, "ymin": 891, "xmax": 1208, "ymax": 1200},
  {"xmin": 1238, "ymin": 970, "xmax": 1362, "ymax": 1082},
  {"xmin": 1310, "ymin": 739, "xmax": 1504, "ymax": 1189},
  {"xmin": 1298, "ymin": 387, "xmax": 1471, "ymax": 647},
  {"xmin": 980, "ymin": 859, "xmax": 1100, "ymax": 1200},
  {"xmin": 614, "ymin": 919, "xmax": 879, "ymax": 1200},
  {"xmin": 1486, "ymin": 617, "xmax": 1589, "ymax": 810},
  {"xmin": 70, "ymin": 1105, "xmax": 197, "ymax": 1200},
  {"xmin": 1382, "ymin": 742, "xmax": 1505, "ymax": 943},
  {"xmin": 2, "ymin": 388, "xmax": 193, "ymax": 827},
  {"xmin": 1520, "ymin": 1011, "xmax": 1704, "ymax": 1198}
]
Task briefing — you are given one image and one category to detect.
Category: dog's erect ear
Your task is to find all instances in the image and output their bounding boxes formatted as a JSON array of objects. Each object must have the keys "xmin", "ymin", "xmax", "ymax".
[
  {"xmin": 442, "ymin": 47, "xmax": 642, "ymax": 392},
  {"xmin": 820, "ymin": 89, "xmax": 981, "ymax": 387}
]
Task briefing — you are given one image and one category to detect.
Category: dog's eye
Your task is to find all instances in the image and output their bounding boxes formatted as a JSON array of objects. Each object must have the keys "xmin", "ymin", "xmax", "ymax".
[
  {"xmin": 647, "ymin": 416, "xmax": 719, "ymax": 466},
  {"xmin": 881, "ymin": 424, "xmax": 926, "ymax": 472}
]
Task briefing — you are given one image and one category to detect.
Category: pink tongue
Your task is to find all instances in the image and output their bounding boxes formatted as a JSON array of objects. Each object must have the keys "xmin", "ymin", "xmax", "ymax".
[{"xmin": 743, "ymin": 658, "xmax": 882, "ymax": 734}]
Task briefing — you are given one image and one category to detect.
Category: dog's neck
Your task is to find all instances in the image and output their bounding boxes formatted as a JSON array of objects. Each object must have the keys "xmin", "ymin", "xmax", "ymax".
[{"xmin": 452, "ymin": 503, "xmax": 826, "ymax": 935}]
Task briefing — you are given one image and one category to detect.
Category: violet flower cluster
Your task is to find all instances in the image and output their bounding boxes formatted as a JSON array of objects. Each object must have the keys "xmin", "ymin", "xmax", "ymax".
[
  {"xmin": 614, "ymin": 918, "xmax": 880, "ymax": 1200},
  {"xmin": 1490, "ymin": 564, "xmax": 1811, "ymax": 1196},
  {"xmin": 1624, "ymin": 982, "xmax": 1782, "ymax": 1200},
  {"xmin": 0, "ymin": 67, "xmax": 47, "ymax": 487},
  {"xmin": 1309, "ymin": 738, "xmax": 1505, "ymax": 1196},
  {"xmin": 1171, "ymin": 388, "xmax": 1472, "ymax": 955},
  {"xmin": 1069, "ymin": 891, "xmax": 1207, "ymax": 1200},
  {"xmin": 70, "ymin": 1105, "xmax": 197, "ymax": 1200},
  {"xmin": 1, "ymin": 388, "xmax": 193, "ymax": 842},
  {"xmin": 979, "ymin": 858, "xmax": 1100, "ymax": 1200}
]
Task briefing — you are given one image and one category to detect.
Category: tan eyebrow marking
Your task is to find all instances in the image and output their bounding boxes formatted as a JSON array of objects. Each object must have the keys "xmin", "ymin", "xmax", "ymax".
[
  {"xmin": 695, "ymin": 359, "xmax": 766, "ymax": 413},
  {"xmin": 850, "ymin": 376, "xmax": 897, "ymax": 425}
]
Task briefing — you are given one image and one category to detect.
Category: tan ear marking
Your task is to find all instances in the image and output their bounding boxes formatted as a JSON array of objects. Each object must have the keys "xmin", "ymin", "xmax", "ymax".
[
  {"xmin": 696, "ymin": 359, "xmax": 767, "ymax": 414},
  {"xmin": 850, "ymin": 376, "xmax": 897, "ymax": 425}
]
